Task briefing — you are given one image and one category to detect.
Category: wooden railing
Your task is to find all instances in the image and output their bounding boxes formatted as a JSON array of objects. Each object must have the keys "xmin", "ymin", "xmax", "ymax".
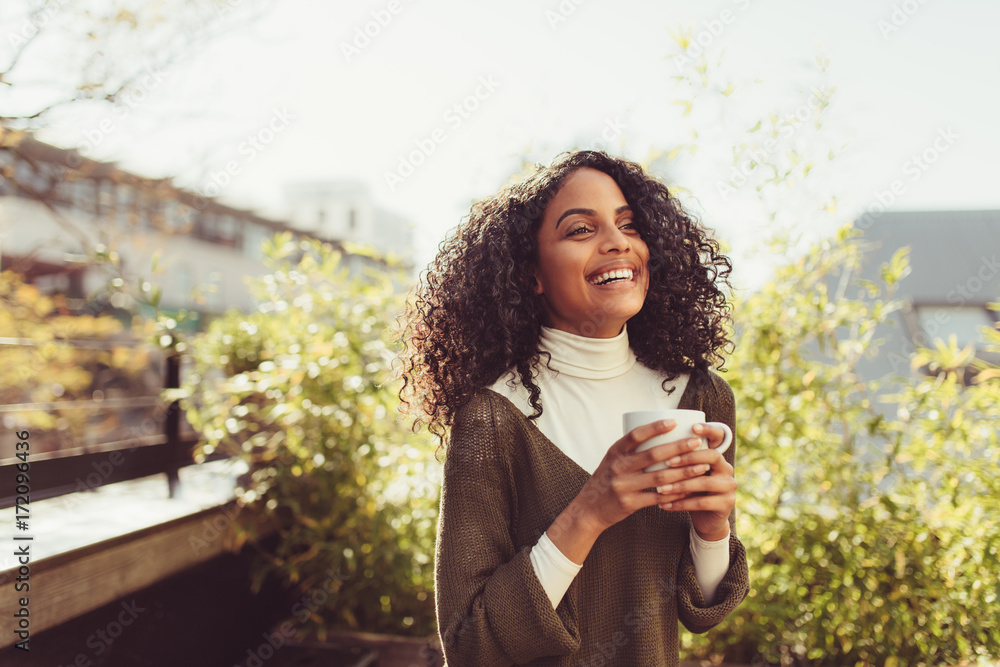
[{"xmin": 0, "ymin": 338, "xmax": 208, "ymax": 508}]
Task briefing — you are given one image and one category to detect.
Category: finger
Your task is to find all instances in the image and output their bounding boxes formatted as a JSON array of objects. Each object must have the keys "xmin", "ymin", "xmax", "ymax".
[
  {"xmin": 658, "ymin": 447, "xmax": 725, "ymax": 472},
  {"xmin": 638, "ymin": 436, "xmax": 703, "ymax": 470},
  {"xmin": 654, "ymin": 489, "xmax": 690, "ymax": 504},
  {"xmin": 659, "ymin": 493, "xmax": 736, "ymax": 512},
  {"xmin": 619, "ymin": 419, "xmax": 677, "ymax": 454},
  {"xmin": 692, "ymin": 423, "xmax": 728, "ymax": 449},
  {"xmin": 644, "ymin": 462, "xmax": 712, "ymax": 494},
  {"xmin": 652, "ymin": 473, "xmax": 736, "ymax": 500},
  {"xmin": 604, "ymin": 458, "xmax": 703, "ymax": 497}
]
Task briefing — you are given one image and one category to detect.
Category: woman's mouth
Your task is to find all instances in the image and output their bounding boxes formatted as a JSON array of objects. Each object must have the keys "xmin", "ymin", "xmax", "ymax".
[{"xmin": 587, "ymin": 268, "xmax": 635, "ymax": 286}]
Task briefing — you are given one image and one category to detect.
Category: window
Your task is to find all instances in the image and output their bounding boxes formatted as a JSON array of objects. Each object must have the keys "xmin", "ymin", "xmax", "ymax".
[
  {"xmin": 915, "ymin": 305, "xmax": 996, "ymax": 349},
  {"xmin": 97, "ymin": 180, "xmax": 116, "ymax": 219},
  {"xmin": 243, "ymin": 223, "xmax": 269, "ymax": 260},
  {"xmin": 216, "ymin": 215, "xmax": 237, "ymax": 245},
  {"xmin": 136, "ymin": 188, "xmax": 159, "ymax": 230},
  {"xmin": 73, "ymin": 178, "xmax": 98, "ymax": 214},
  {"xmin": 118, "ymin": 184, "xmax": 135, "ymax": 227},
  {"xmin": 15, "ymin": 157, "xmax": 48, "ymax": 195}
]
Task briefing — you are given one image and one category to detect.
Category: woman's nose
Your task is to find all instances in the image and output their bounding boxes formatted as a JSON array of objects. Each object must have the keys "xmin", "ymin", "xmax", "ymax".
[{"xmin": 599, "ymin": 224, "xmax": 631, "ymax": 253}]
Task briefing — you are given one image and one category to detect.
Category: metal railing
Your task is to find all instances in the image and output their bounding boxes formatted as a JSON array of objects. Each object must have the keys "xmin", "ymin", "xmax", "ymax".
[{"xmin": 0, "ymin": 337, "xmax": 205, "ymax": 508}]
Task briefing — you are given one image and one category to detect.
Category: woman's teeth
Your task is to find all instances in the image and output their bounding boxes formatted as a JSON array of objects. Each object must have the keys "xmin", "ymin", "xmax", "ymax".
[{"xmin": 588, "ymin": 268, "xmax": 634, "ymax": 285}]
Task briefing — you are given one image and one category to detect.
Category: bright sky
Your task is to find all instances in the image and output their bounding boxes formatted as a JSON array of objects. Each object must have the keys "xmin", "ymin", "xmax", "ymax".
[{"xmin": 12, "ymin": 0, "xmax": 1000, "ymax": 290}]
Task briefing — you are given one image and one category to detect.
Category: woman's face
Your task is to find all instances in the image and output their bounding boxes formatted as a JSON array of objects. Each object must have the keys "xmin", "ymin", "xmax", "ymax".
[{"xmin": 532, "ymin": 167, "xmax": 650, "ymax": 338}]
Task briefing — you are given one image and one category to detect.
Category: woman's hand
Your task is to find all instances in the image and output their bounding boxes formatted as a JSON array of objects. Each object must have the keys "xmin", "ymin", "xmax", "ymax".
[
  {"xmin": 653, "ymin": 422, "xmax": 737, "ymax": 541},
  {"xmin": 545, "ymin": 419, "xmax": 719, "ymax": 564}
]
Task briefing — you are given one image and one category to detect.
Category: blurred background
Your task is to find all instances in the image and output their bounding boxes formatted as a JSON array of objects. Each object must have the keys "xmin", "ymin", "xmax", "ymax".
[{"xmin": 1, "ymin": 0, "xmax": 998, "ymax": 665}]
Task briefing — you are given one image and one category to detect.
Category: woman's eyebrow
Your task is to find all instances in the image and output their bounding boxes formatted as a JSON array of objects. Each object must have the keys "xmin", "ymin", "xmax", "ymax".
[
  {"xmin": 555, "ymin": 208, "xmax": 595, "ymax": 228},
  {"xmin": 555, "ymin": 205, "xmax": 632, "ymax": 228}
]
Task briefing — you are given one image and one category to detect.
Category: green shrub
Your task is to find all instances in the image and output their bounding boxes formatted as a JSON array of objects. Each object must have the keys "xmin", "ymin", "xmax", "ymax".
[
  {"xmin": 0, "ymin": 270, "xmax": 152, "ymax": 455},
  {"xmin": 178, "ymin": 234, "xmax": 440, "ymax": 636},
  {"xmin": 682, "ymin": 227, "xmax": 1000, "ymax": 666}
]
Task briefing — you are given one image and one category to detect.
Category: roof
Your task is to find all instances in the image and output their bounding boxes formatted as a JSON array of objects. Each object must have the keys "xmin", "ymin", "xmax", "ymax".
[{"xmin": 853, "ymin": 209, "xmax": 1000, "ymax": 304}]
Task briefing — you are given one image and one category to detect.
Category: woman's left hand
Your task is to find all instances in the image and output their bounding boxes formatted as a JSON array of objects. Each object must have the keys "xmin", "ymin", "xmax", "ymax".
[{"xmin": 654, "ymin": 423, "xmax": 736, "ymax": 541}]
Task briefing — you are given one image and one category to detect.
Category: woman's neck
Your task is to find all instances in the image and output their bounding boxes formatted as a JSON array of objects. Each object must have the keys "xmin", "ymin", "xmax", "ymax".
[{"xmin": 537, "ymin": 324, "xmax": 636, "ymax": 380}]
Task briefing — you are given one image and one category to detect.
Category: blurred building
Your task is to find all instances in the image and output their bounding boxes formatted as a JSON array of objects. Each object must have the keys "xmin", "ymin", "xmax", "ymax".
[
  {"xmin": 283, "ymin": 180, "xmax": 415, "ymax": 264},
  {"xmin": 851, "ymin": 209, "xmax": 1000, "ymax": 385},
  {"xmin": 0, "ymin": 134, "xmax": 410, "ymax": 327}
]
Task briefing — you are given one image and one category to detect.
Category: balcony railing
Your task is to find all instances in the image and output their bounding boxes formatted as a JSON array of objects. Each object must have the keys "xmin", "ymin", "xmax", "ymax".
[{"xmin": 0, "ymin": 336, "xmax": 206, "ymax": 508}]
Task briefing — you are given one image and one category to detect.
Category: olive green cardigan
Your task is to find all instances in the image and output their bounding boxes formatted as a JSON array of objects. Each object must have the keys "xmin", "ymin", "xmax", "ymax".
[{"xmin": 434, "ymin": 369, "xmax": 750, "ymax": 666}]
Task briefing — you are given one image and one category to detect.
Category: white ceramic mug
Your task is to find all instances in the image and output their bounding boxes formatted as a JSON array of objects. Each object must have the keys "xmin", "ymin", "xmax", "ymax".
[{"xmin": 622, "ymin": 409, "xmax": 732, "ymax": 472}]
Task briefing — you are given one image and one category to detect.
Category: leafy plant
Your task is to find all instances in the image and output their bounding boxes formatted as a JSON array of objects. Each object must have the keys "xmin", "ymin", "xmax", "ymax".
[
  {"xmin": 658, "ymin": 27, "xmax": 999, "ymax": 666},
  {"xmin": 177, "ymin": 233, "xmax": 440, "ymax": 636},
  {"xmin": 0, "ymin": 270, "xmax": 152, "ymax": 457},
  {"xmin": 681, "ymin": 228, "xmax": 1000, "ymax": 666}
]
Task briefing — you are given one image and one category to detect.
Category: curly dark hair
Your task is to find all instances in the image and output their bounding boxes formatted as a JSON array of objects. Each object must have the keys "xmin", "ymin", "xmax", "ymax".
[{"xmin": 394, "ymin": 150, "xmax": 733, "ymax": 450}]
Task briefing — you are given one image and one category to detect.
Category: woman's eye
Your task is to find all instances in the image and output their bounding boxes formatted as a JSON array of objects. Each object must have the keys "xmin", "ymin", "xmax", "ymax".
[{"xmin": 567, "ymin": 226, "xmax": 591, "ymax": 236}]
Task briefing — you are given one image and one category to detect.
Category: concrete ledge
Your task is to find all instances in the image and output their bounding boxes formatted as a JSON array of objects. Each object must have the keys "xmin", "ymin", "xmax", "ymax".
[{"xmin": 0, "ymin": 500, "xmax": 258, "ymax": 649}]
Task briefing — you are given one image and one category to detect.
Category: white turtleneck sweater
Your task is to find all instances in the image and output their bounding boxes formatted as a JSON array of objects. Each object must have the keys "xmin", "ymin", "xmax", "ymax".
[{"xmin": 488, "ymin": 324, "xmax": 731, "ymax": 609}]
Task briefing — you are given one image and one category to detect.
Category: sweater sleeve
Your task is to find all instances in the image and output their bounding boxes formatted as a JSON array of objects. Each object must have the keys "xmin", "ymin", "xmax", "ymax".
[
  {"xmin": 435, "ymin": 392, "xmax": 581, "ymax": 665},
  {"xmin": 530, "ymin": 531, "xmax": 584, "ymax": 609},
  {"xmin": 689, "ymin": 524, "xmax": 730, "ymax": 604},
  {"xmin": 676, "ymin": 371, "xmax": 751, "ymax": 634}
]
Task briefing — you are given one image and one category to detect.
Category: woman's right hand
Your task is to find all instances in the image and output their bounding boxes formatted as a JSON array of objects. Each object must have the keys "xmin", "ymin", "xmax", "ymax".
[{"xmin": 545, "ymin": 419, "xmax": 709, "ymax": 563}]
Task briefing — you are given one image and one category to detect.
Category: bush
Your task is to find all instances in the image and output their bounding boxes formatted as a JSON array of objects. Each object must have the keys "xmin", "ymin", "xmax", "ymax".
[
  {"xmin": 177, "ymin": 234, "xmax": 440, "ymax": 636},
  {"xmin": 0, "ymin": 270, "xmax": 153, "ymax": 457},
  {"xmin": 682, "ymin": 227, "xmax": 1000, "ymax": 666}
]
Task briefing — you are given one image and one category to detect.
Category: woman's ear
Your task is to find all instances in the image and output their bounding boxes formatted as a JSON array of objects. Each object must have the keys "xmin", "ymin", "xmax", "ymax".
[{"xmin": 532, "ymin": 271, "xmax": 543, "ymax": 295}]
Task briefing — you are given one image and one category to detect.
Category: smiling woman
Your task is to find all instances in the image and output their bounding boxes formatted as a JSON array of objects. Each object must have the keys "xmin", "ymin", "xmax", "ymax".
[
  {"xmin": 395, "ymin": 150, "xmax": 748, "ymax": 666},
  {"xmin": 532, "ymin": 167, "xmax": 651, "ymax": 338}
]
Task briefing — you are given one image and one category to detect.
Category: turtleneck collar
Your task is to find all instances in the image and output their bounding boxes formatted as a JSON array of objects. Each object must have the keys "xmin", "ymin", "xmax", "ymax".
[{"xmin": 537, "ymin": 323, "xmax": 637, "ymax": 380}]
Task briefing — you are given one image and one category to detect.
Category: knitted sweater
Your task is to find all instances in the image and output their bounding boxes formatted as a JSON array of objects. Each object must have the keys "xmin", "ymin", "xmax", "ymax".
[{"xmin": 434, "ymin": 368, "xmax": 750, "ymax": 666}]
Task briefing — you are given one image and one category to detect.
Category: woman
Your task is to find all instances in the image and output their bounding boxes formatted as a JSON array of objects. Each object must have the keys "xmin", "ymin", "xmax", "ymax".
[{"xmin": 396, "ymin": 150, "xmax": 749, "ymax": 666}]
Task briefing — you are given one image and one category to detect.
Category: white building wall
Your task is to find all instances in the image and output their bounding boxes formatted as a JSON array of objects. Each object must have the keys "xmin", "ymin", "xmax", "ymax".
[
  {"xmin": 283, "ymin": 181, "xmax": 413, "ymax": 263},
  {"xmin": 0, "ymin": 196, "xmax": 269, "ymax": 314}
]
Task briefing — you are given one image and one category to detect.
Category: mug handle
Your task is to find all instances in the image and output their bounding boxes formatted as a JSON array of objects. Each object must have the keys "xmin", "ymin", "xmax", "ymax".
[{"xmin": 705, "ymin": 422, "xmax": 732, "ymax": 455}]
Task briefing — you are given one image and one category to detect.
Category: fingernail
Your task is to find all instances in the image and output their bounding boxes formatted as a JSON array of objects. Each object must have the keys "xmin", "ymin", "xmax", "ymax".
[
  {"xmin": 661, "ymin": 502, "xmax": 673, "ymax": 509},
  {"xmin": 687, "ymin": 438, "xmax": 700, "ymax": 448},
  {"xmin": 659, "ymin": 484, "xmax": 674, "ymax": 493},
  {"xmin": 696, "ymin": 464, "xmax": 709, "ymax": 473},
  {"xmin": 667, "ymin": 456, "xmax": 681, "ymax": 467},
  {"xmin": 660, "ymin": 419, "xmax": 675, "ymax": 428}
]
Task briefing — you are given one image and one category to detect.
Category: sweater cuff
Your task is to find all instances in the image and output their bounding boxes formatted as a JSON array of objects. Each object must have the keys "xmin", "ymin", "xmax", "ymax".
[
  {"xmin": 677, "ymin": 531, "xmax": 750, "ymax": 634},
  {"xmin": 530, "ymin": 531, "xmax": 585, "ymax": 609},
  {"xmin": 480, "ymin": 544, "xmax": 582, "ymax": 661},
  {"xmin": 688, "ymin": 524, "xmax": 730, "ymax": 605}
]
